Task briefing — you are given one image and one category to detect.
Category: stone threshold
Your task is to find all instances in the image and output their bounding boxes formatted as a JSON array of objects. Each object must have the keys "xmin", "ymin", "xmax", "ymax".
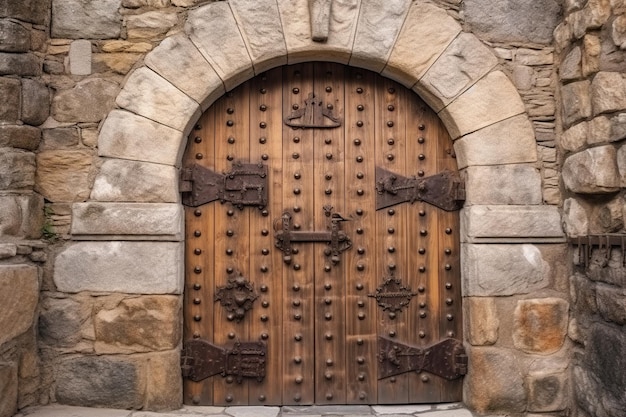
[{"xmin": 15, "ymin": 403, "xmax": 490, "ymax": 417}]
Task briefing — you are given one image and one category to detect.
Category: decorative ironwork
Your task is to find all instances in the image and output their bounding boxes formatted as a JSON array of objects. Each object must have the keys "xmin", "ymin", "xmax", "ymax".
[
  {"xmin": 368, "ymin": 274, "xmax": 417, "ymax": 313},
  {"xmin": 284, "ymin": 93, "xmax": 341, "ymax": 129},
  {"xmin": 181, "ymin": 162, "xmax": 268, "ymax": 209},
  {"xmin": 377, "ymin": 337, "xmax": 467, "ymax": 380},
  {"xmin": 181, "ymin": 339, "xmax": 266, "ymax": 383},
  {"xmin": 215, "ymin": 274, "xmax": 258, "ymax": 322},
  {"xmin": 375, "ymin": 166, "xmax": 465, "ymax": 211},
  {"xmin": 570, "ymin": 234, "xmax": 626, "ymax": 268}
]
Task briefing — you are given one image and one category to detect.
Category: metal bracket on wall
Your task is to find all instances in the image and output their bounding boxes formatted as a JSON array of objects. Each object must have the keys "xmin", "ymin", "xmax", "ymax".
[{"xmin": 570, "ymin": 234, "xmax": 626, "ymax": 268}]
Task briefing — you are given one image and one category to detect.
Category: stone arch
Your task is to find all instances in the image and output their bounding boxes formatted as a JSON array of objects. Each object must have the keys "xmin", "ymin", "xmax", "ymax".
[{"xmin": 57, "ymin": 0, "xmax": 565, "ymax": 409}]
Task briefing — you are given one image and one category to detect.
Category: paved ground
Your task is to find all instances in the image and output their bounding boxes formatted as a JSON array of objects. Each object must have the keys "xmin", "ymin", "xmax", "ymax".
[{"xmin": 16, "ymin": 404, "xmax": 483, "ymax": 417}]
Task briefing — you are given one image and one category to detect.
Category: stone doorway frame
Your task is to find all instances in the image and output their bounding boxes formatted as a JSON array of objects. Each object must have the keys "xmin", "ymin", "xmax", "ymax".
[{"xmin": 54, "ymin": 0, "xmax": 565, "ymax": 410}]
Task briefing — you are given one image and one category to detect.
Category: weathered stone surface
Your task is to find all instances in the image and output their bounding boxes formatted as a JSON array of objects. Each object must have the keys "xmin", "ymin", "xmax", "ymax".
[
  {"xmin": 116, "ymin": 67, "xmax": 200, "ymax": 133},
  {"xmin": 101, "ymin": 40, "xmax": 153, "ymax": 53},
  {"xmin": 52, "ymin": 78, "xmax": 119, "ymax": 123},
  {"xmin": 464, "ymin": 347, "xmax": 526, "ymax": 414},
  {"xmin": 560, "ymin": 46, "xmax": 582, "ymax": 80},
  {"xmin": 21, "ymin": 78, "xmax": 50, "ymax": 126},
  {"xmin": 462, "ymin": 243, "xmax": 550, "ymax": 296},
  {"xmin": 0, "ymin": 149, "xmax": 35, "ymax": 190},
  {"xmin": 91, "ymin": 159, "xmax": 178, "ymax": 203},
  {"xmin": 0, "ymin": 52, "xmax": 40, "ymax": 76},
  {"xmin": 39, "ymin": 297, "xmax": 89, "ymax": 347},
  {"xmin": 0, "ymin": 197, "xmax": 20, "ymax": 236},
  {"xmin": 0, "ymin": 0, "xmax": 49, "ymax": 25},
  {"xmin": 35, "ymin": 150, "xmax": 93, "ymax": 202},
  {"xmin": 0, "ymin": 125, "xmax": 40, "ymax": 150},
  {"xmin": 144, "ymin": 350, "xmax": 182, "ymax": 410},
  {"xmin": 384, "ymin": 2, "xmax": 461, "ymax": 87},
  {"xmin": 0, "ymin": 77, "xmax": 20, "ymax": 123},
  {"xmin": 417, "ymin": 33, "xmax": 498, "ymax": 112},
  {"xmin": 0, "ymin": 362, "xmax": 17, "ymax": 417},
  {"xmin": 144, "ymin": 34, "xmax": 224, "ymax": 111},
  {"xmin": 123, "ymin": 0, "xmax": 169, "ymax": 7},
  {"xmin": 276, "ymin": 0, "xmax": 358, "ymax": 65},
  {"xmin": 561, "ymin": 80, "xmax": 591, "ymax": 127},
  {"xmin": 185, "ymin": 2, "xmax": 254, "ymax": 91},
  {"xmin": 0, "ymin": 243, "xmax": 16, "ymax": 259},
  {"xmin": 69, "ymin": 40, "xmax": 92, "ymax": 76},
  {"xmin": 42, "ymin": 127, "xmax": 80, "ymax": 149},
  {"xmin": 461, "ymin": 205, "xmax": 565, "ymax": 242},
  {"xmin": 54, "ymin": 241, "xmax": 183, "ymax": 294},
  {"xmin": 71, "ymin": 202, "xmax": 183, "ymax": 240},
  {"xmin": 465, "ymin": 297, "xmax": 499, "ymax": 346},
  {"xmin": 511, "ymin": 65, "xmax": 534, "ymax": 91},
  {"xmin": 126, "ymin": 11, "xmax": 177, "ymax": 40},
  {"xmin": 526, "ymin": 370, "xmax": 570, "ymax": 412},
  {"xmin": 94, "ymin": 296, "xmax": 181, "ymax": 353},
  {"xmin": 582, "ymin": 33, "xmax": 601, "ymax": 76},
  {"xmin": 595, "ymin": 283, "xmax": 626, "ymax": 325},
  {"xmin": 591, "ymin": 71, "xmax": 626, "ymax": 115},
  {"xmin": 15, "ymin": 194, "xmax": 43, "ymax": 239},
  {"xmin": 229, "ymin": 0, "xmax": 288, "ymax": 73},
  {"xmin": 613, "ymin": 14, "xmax": 626, "ymax": 49},
  {"xmin": 590, "ymin": 196, "xmax": 624, "ymax": 233},
  {"xmin": 55, "ymin": 356, "xmax": 144, "ymax": 409},
  {"xmin": 562, "ymin": 198, "xmax": 589, "ymax": 237},
  {"xmin": 92, "ymin": 52, "xmax": 142, "ymax": 75},
  {"xmin": 562, "ymin": 146, "xmax": 621, "ymax": 193},
  {"xmin": 454, "ymin": 114, "xmax": 538, "ymax": 168},
  {"xmin": 98, "ymin": 110, "xmax": 185, "ymax": 166},
  {"xmin": 587, "ymin": 247, "xmax": 626, "ymax": 286},
  {"xmin": 618, "ymin": 145, "xmax": 626, "ymax": 186},
  {"xmin": 560, "ymin": 122, "xmax": 587, "ymax": 152},
  {"xmin": 0, "ymin": 19, "xmax": 30, "ymax": 52},
  {"xmin": 440, "ymin": 71, "xmax": 526, "ymax": 139},
  {"xmin": 513, "ymin": 298, "xmax": 569, "ymax": 354},
  {"xmin": 349, "ymin": 0, "xmax": 411, "ymax": 72},
  {"xmin": 0, "ymin": 265, "xmax": 38, "ymax": 346},
  {"xmin": 52, "ymin": 0, "xmax": 122, "ymax": 39},
  {"xmin": 464, "ymin": 165, "xmax": 542, "ymax": 205}
]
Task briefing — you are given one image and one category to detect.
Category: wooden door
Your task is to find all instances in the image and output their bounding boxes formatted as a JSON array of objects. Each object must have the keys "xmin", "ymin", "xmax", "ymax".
[{"xmin": 182, "ymin": 63, "xmax": 464, "ymax": 406}]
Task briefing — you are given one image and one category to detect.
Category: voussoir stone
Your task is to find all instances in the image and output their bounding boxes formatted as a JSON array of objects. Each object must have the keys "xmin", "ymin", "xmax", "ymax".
[
  {"xmin": 454, "ymin": 114, "xmax": 537, "ymax": 168},
  {"xmin": 384, "ymin": 2, "xmax": 461, "ymax": 87},
  {"xmin": 513, "ymin": 298, "xmax": 569, "ymax": 354},
  {"xmin": 54, "ymin": 241, "xmax": 183, "ymax": 294},
  {"xmin": 98, "ymin": 110, "xmax": 185, "ymax": 166},
  {"xmin": 229, "ymin": 0, "xmax": 287, "ymax": 74},
  {"xmin": 185, "ymin": 2, "xmax": 254, "ymax": 91},
  {"xmin": 464, "ymin": 165, "xmax": 542, "ymax": 205},
  {"xmin": 466, "ymin": 297, "xmax": 499, "ymax": 346},
  {"xmin": 349, "ymin": 0, "xmax": 411, "ymax": 72},
  {"xmin": 52, "ymin": 0, "xmax": 122, "ymax": 39},
  {"xmin": 116, "ymin": 67, "xmax": 200, "ymax": 134},
  {"xmin": 52, "ymin": 78, "xmax": 119, "ymax": 123},
  {"xmin": 440, "ymin": 71, "xmax": 526, "ymax": 139},
  {"xmin": 562, "ymin": 146, "xmax": 620, "ymax": 193},
  {"xmin": 35, "ymin": 150, "xmax": 93, "ymax": 203},
  {"xmin": 145, "ymin": 34, "xmax": 224, "ymax": 111},
  {"xmin": 591, "ymin": 71, "xmax": 626, "ymax": 115},
  {"xmin": 0, "ymin": 265, "xmax": 38, "ymax": 346},
  {"xmin": 462, "ymin": 243, "xmax": 550, "ymax": 296},
  {"xmin": 71, "ymin": 202, "xmax": 183, "ymax": 240},
  {"xmin": 416, "ymin": 33, "xmax": 498, "ymax": 112}
]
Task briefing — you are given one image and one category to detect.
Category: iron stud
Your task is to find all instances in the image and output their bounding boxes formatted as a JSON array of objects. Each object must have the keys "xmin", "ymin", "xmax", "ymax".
[
  {"xmin": 445, "ymin": 248, "xmax": 452, "ymax": 255},
  {"xmin": 294, "ymin": 356, "xmax": 302, "ymax": 364},
  {"xmin": 357, "ymin": 356, "xmax": 365, "ymax": 364},
  {"xmin": 418, "ymin": 286, "xmax": 425, "ymax": 292},
  {"xmin": 420, "ymin": 302, "xmax": 426, "ymax": 308},
  {"xmin": 294, "ymin": 313, "xmax": 302, "ymax": 320},
  {"xmin": 261, "ymin": 154, "xmax": 269, "ymax": 160},
  {"xmin": 293, "ymin": 188, "xmax": 301, "ymax": 195},
  {"xmin": 324, "ymin": 265, "xmax": 331, "ymax": 272},
  {"xmin": 447, "ymin": 314, "xmax": 454, "ymax": 321},
  {"xmin": 226, "ymin": 229, "xmax": 234, "ymax": 237},
  {"xmin": 446, "ymin": 298, "xmax": 453, "ymax": 305},
  {"xmin": 356, "ymin": 120, "xmax": 364, "ymax": 127},
  {"xmin": 356, "ymin": 171, "xmax": 364, "ymax": 179},
  {"xmin": 419, "ymin": 265, "xmax": 426, "ymax": 272},
  {"xmin": 227, "ymin": 209, "xmax": 234, "ymax": 216},
  {"xmin": 418, "ymin": 154, "xmax": 425, "ymax": 160},
  {"xmin": 193, "ymin": 298, "xmax": 201, "ymax": 305},
  {"xmin": 387, "ymin": 121, "xmax": 394, "ymax": 127},
  {"xmin": 326, "ymin": 86, "xmax": 332, "ymax": 92},
  {"xmin": 356, "ymin": 228, "xmax": 363, "ymax": 234},
  {"xmin": 325, "ymin": 283, "xmax": 332, "ymax": 290},
  {"xmin": 388, "ymin": 87, "xmax": 395, "ymax": 94},
  {"xmin": 225, "ymin": 248, "xmax": 233, "ymax": 255},
  {"xmin": 358, "ymin": 312, "xmax": 366, "ymax": 320},
  {"xmin": 325, "ymin": 371, "xmax": 333, "ymax": 380},
  {"xmin": 357, "ymin": 189, "xmax": 364, "ymax": 196},
  {"xmin": 194, "ymin": 136, "xmax": 202, "ymax": 143},
  {"xmin": 293, "ymin": 284, "xmax": 300, "ymax": 291},
  {"xmin": 293, "ymin": 299, "xmax": 301, "ymax": 306},
  {"xmin": 227, "ymin": 136, "xmax": 235, "ymax": 144},
  {"xmin": 388, "ymin": 209, "xmax": 395, "ymax": 216},
  {"xmin": 357, "ymin": 300, "xmax": 364, "ymax": 307},
  {"xmin": 294, "ymin": 172, "xmax": 301, "ymax": 179},
  {"xmin": 420, "ymin": 311, "xmax": 427, "ymax": 318},
  {"xmin": 193, "ymin": 315, "xmax": 201, "ymax": 321},
  {"xmin": 259, "ymin": 122, "xmax": 267, "ymax": 128},
  {"xmin": 421, "ymin": 375, "xmax": 429, "ymax": 383},
  {"xmin": 261, "ymin": 229, "xmax": 269, "ymax": 236},
  {"xmin": 261, "ymin": 333, "xmax": 269, "ymax": 340},
  {"xmin": 356, "ymin": 208, "xmax": 363, "ymax": 215},
  {"xmin": 388, "ymin": 263, "xmax": 396, "ymax": 270},
  {"xmin": 419, "ymin": 124, "xmax": 425, "ymax": 130},
  {"xmin": 194, "ymin": 248, "xmax": 202, "ymax": 255},
  {"xmin": 260, "ymin": 284, "xmax": 268, "ymax": 292},
  {"xmin": 194, "ymin": 266, "xmax": 202, "ymax": 274},
  {"xmin": 357, "ymin": 104, "xmax": 364, "ymax": 111},
  {"xmin": 418, "ymin": 136, "xmax": 425, "ymax": 144},
  {"xmin": 325, "ymin": 173, "xmax": 332, "ymax": 180},
  {"xmin": 357, "ymin": 338, "xmax": 364, "ymax": 345},
  {"xmin": 389, "ymin": 330, "xmax": 396, "ymax": 337},
  {"xmin": 260, "ymin": 104, "xmax": 267, "ymax": 111},
  {"xmin": 419, "ymin": 247, "xmax": 426, "ymax": 254},
  {"xmin": 326, "ymin": 359, "xmax": 334, "ymax": 366},
  {"xmin": 356, "ymin": 87, "xmax": 363, "ymax": 94},
  {"xmin": 327, "ymin": 104, "xmax": 333, "ymax": 110},
  {"xmin": 388, "ymin": 227, "xmax": 395, "ymax": 234},
  {"xmin": 419, "ymin": 210, "xmax": 426, "ymax": 216},
  {"xmin": 388, "ymin": 104, "xmax": 395, "ymax": 111},
  {"xmin": 293, "ymin": 136, "xmax": 300, "ymax": 143},
  {"xmin": 357, "ymin": 247, "xmax": 365, "ymax": 255},
  {"xmin": 325, "ymin": 332, "xmax": 333, "ymax": 340},
  {"xmin": 325, "ymin": 188, "xmax": 332, "ymax": 195},
  {"xmin": 225, "ymin": 395, "xmax": 233, "ymax": 402},
  {"xmin": 420, "ymin": 229, "xmax": 428, "ymax": 236},
  {"xmin": 295, "ymin": 376, "xmax": 303, "ymax": 384},
  {"xmin": 292, "ymin": 104, "xmax": 299, "ymax": 110},
  {"xmin": 445, "ymin": 282, "xmax": 452, "ymax": 289},
  {"xmin": 354, "ymin": 138, "xmax": 362, "ymax": 146},
  {"xmin": 259, "ymin": 395, "xmax": 266, "ymax": 402},
  {"xmin": 419, "ymin": 331, "xmax": 426, "ymax": 338},
  {"xmin": 226, "ymin": 120, "xmax": 234, "ymax": 126},
  {"xmin": 194, "ymin": 230, "xmax": 201, "ymax": 237},
  {"xmin": 445, "ymin": 227, "xmax": 452, "ymax": 234},
  {"xmin": 262, "ymin": 301, "xmax": 269, "ymax": 308},
  {"xmin": 417, "ymin": 170, "xmax": 424, "ymax": 176},
  {"xmin": 358, "ymin": 373, "xmax": 365, "ymax": 381},
  {"xmin": 193, "ymin": 283, "xmax": 201, "ymax": 290},
  {"xmin": 448, "ymin": 331, "xmax": 455, "ymax": 337},
  {"xmin": 326, "ymin": 393, "xmax": 333, "ymax": 400},
  {"xmin": 259, "ymin": 136, "xmax": 267, "ymax": 144},
  {"xmin": 294, "ymin": 334, "xmax": 302, "ymax": 341},
  {"xmin": 389, "ymin": 312, "xmax": 396, "ymax": 319},
  {"xmin": 294, "ymin": 394, "xmax": 301, "ymax": 402},
  {"xmin": 388, "ymin": 246, "xmax": 395, "ymax": 253},
  {"xmin": 193, "ymin": 332, "xmax": 200, "ymax": 339},
  {"xmin": 388, "ymin": 138, "xmax": 395, "ymax": 145},
  {"xmin": 357, "ymin": 263, "xmax": 365, "ymax": 271},
  {"xmin": 390, "ymin": 377, "xmax": 396, "ymax": 383},
  {"xmin": 325, "ymin": 138, "xmax": 332, "ymax": 144},
  {"xmin": 445, "ymin": 264, "xmax": 452, "ymax": 270},
  {"xmin": 194, "ymin": 209, "xmax": 202, "ymax": 217},
  {"xmin": 356, "ymin": 283, "xmax": 363, "ymax": 290},
  {"xmin": 326, "ymin": 153, "xmax": 333, "ymax": 160},
  {"xmin": 293, "ymin": 205, "xmax": 301, "ymax": 212},
  {"xmin": 386, "ymin": 153, "xmax": 394, "ymax": 161},
  {"xmin": 260, "ymin": 266, "xmax": 268, "ymax": 273},
  {"xmin": 194, "ymin": 123, "xmax": 201, "ymax": 130},
  {"xmin": 260, "ymin": 88, "xmax": 267, "ymax": 94},
  {"xmin": 260, "ymin": 315, "xmax": 268, "ymax": 322},
  {"xmin": 292, "ymin": 87, "xmax": 299, "ymax": 94},
  {"xmin": 262, "ymin": 248, "xmax": 269, "ymax": 255},
  {"xmin": 325, "ymin": 298, "xmax": 332, "ymax": 305},
  {"xmin": 293, "ymin": 263, "xmax": 301, "ymax": 270}
]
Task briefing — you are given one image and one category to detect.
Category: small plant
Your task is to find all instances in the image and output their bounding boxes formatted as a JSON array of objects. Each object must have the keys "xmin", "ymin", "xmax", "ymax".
[{"xmin": 41, "ymin": 205, "xmax": 59, "ymax": 242}]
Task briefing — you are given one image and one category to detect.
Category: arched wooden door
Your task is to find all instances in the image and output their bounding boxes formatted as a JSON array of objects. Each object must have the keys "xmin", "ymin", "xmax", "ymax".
[{"xmin": 181, "ymin": 63, "xmax": 465, "ymax": 406}]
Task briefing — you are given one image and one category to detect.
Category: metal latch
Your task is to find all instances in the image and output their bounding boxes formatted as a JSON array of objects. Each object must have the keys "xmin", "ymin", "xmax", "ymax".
[
  {"xmin": 181, "ymin": 339, "xmax": 266, "ymax": 383},
  {"xmin": 375, "ymin": 166, "xmax": 465, "ymax": 211},
  {"xmin": 180, "ymin": 162, "xmax": 268, "ymax": 209}
]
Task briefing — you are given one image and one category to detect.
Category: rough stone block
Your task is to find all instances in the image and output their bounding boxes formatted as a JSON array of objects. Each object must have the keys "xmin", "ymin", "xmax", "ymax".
[
  {"xmin": 595, "ymin": 283, "xmax": 626, "ymax": 325},
  {"xmin": 229, "ymin": 0, "xmax": 288, "ymax": 74},
  {"xmin": 463, "ymin": 346, "xmax": 526, "ymax": 414},
  {"xmin": 0, "ymin": 196, "xmax": 20, "ymax": 236},
  {"xmin": 464, "ymin": 164, "xmax": 542, "ymax": 205},
  {"xmin": 277, "ymin": 0, "xmax": 358, "ymax": 65},
  {"xmin": 613, "ymin": 14, "xmax": 626, "ymax": 49},
  {"xmin": 55, "ymin": 356, "xmax": 144, "ymax": 409},
  {"xmin": 126, "ymin": 11, "xmax": 177, "ymax": 40},
  {"xmin": 35, "ymin": 150, "xmax": 93, "ymax": 203},
  {"xmin": 461, "ymin": 205, "xmax": 565, "ymax": 243},
  {"xmin": 462, "ymin": 243, "xmax": 550, "ymax": 296},
  {"xmin": 144, "ymin": 34, "xmax": 225, "ymax": 112},
  {"xmin": 0, "ymin": 265, "xmax": 39, "ymax": 346},
  {"xmin": 440, "ymin": 71, "xmax": 526, "ymax": 139},
  {"xmin": 185, "ymin": 2, "xmax": 254, "ymax": 91},
  {"xmin": 52, "ymin": 0, "xmax": 122, "ymax": 39},
  {"xmin": 0, "ymin": 19, "xmax": 30, "ymax": 52},
  {"xmin": 0, "ymin": 77, "xmax": 20, "ymax": 123},
  {"xmin": 560, "ymin": 121, "xmax": 587, "ymax": 152},
  {"xmin": 0, "ymin": 0, "xmax": 49, "ymax": 25},
  {"xmin": 416, "ymin": 33, "xmax": 498, "ymax": 112},
  {"xmin": 116, "ymin": 67, "xmax": 200, "ymax": 134},
  {"xmin": 465, "ymin": 297, "xmax": 499, "ymax": 346},
  {"xmin": 0, "ymin": 149, "xmax": 35, "ymax": 190},
  {"xmin": 562, "ymin": 146, "xmax": 621, "ymax": 194},
  {"xmin": 92, "ymin": 52, "xmax": 142, "ymax": 75},
  {"xmin": 94, "ymin": 295, "xmax": 181, "ymax": 353},
  {"xmin": 54, "ymin": 241, "xmax": 183, "ymax": 294},
  {"xmin": 0, "ymin": 362, "xmax": 17, "ymax": 417},
  {"xmin": 16, "ymin": 193, "xmax": 44, "ymax": 239},
  {"xmin": 90, "ymin": 159, "xmax": 179, "ymax": 203},
  {"xmin": 98, "ymin": 110, "xmax": 185, "ymax": 166},
  {"xmin": 39, "ymin": 296, "xmax": 89, "ymax": 347},
  {"xmin": 562, "ymin": 198, "xmax": 589, "ymax": 237},
  {"xmin": 513, "ymin": 298, "xmax": 569, "ymax": 354},
  {"xmin": 561, "ymin": 80, "xmax": 591, "ymax": 127},
  {"xmin": 383, "ymin": 2, "xmax": 461, "ymax": 87},
  {"xmin": 586, "ymin": 323, "xmax": 626, "ymax": 409},
  {"xmin": 21, "ymin": 78, "xmax": 50, "ymax": 126},
  {"xmin": 453, "ymin": 114, "xmax": 538, "ymax": 168},
  {"xmin": 560, "ymin": 46, "xmax": 582, "ymax": 81},
  {"xmin": 42, "ymin": 127, "xmax": 80, "ymax": 150},
  {"xmin": 526, "ymin": 370, "xmax": 569, "ymax": 412},
  {"xmin": 52, "ymin": 78, "xmax": 119, "ymax": 123},
  {"xmin": 144, "ymin": 350, "xmax": 182, "ymax": 410},
  {"xmin": 0, "ymin": 52, "xmax": 40, "ymax": 76},
  {"xmin": 69, "ymin": 40, "xmax": 92, "ymax": 76},
  {"xmin": 591, "ymin": 71, "xmax": 626, "ymax": 115},
  {"xmin": 0, "ymin": 125, "xmax": 41, "ymax": 150},
  {"xmin": 349, "ymin": 0, "xmax": 410, "ymax": 72},
  {"xmin": 72, "ymin": 202, "xmax": 183, "ymax": 241}
]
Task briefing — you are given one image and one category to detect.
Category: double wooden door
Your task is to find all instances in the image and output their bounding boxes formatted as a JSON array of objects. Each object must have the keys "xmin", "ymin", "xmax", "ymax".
[{"xmin": 182, "ymin": 63, "xmax": 464, "ymax": 406}]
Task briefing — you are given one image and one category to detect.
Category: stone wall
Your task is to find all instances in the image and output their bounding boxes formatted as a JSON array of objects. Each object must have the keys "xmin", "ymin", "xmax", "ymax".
[{"xmin": 555, "ymin": 1, "xmax": 626, "ymax": 416}]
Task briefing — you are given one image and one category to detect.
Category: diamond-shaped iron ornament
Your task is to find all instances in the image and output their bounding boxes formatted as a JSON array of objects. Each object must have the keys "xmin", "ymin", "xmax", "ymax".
[
  {"xmin": 215, "ymin": 273, "xmax": 258, "ymax": 322},
  {"xmin": 368, "ymin": 274, "xmax": 417, "ymax": 313}
]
